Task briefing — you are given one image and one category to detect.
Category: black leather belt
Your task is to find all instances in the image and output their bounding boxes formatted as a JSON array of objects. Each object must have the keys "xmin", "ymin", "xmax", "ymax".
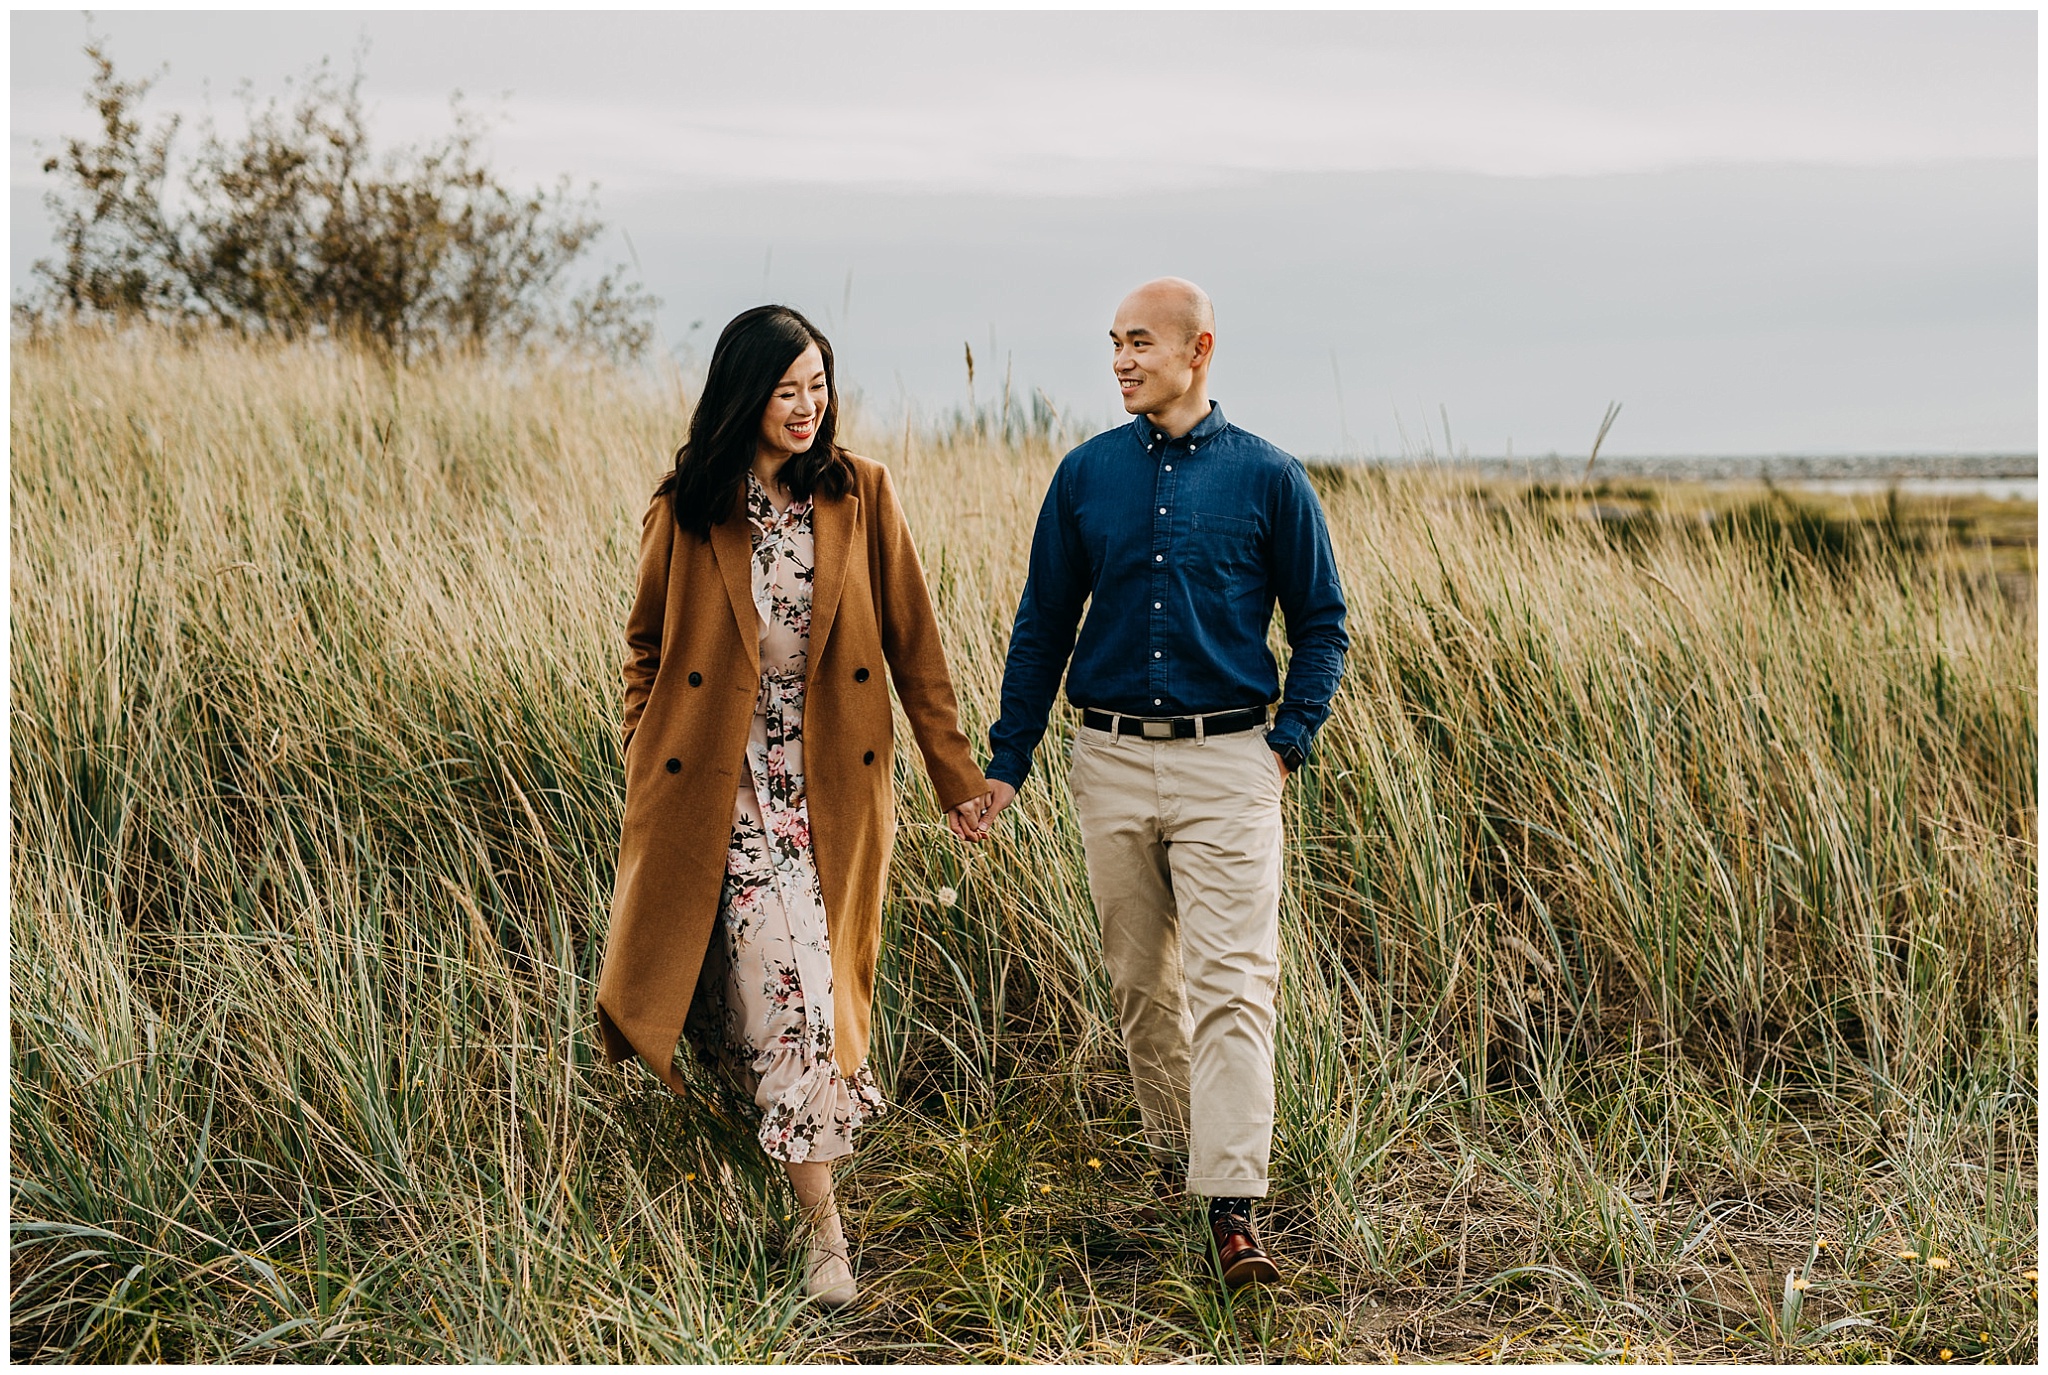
[{"xmin": 1079, "ymin": 706, "xmax": 1267, "ymax": 740}]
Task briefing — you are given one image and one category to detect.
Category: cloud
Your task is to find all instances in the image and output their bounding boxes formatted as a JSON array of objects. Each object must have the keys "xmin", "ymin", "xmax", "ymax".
[{"xmin": 12, "ymin": 11, "xmax": 2035, "ymax": 197}]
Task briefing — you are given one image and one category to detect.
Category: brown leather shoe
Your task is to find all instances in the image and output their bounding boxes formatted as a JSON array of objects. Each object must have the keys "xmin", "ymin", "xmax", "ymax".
[{"xmin": 1211, "ymin": 1212, "xmax": 1282, "ymax": 1289}]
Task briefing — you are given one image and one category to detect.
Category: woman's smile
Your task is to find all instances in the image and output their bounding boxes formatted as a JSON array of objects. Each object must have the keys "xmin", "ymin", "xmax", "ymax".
[{"xmin": 759, "ymin": 342, "xmax": 830, "ymax": 462}]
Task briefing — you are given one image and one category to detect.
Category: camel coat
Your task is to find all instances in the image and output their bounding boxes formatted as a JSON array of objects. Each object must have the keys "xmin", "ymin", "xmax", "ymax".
[{"xmin": 597, "ymin": 452, "xmax": 986, "ymax": 1091}]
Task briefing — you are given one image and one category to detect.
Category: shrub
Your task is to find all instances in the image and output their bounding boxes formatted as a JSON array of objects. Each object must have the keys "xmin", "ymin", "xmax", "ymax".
[{"xmin": 20, "ymin": 35, "xmax": 657, "ymax": 360}]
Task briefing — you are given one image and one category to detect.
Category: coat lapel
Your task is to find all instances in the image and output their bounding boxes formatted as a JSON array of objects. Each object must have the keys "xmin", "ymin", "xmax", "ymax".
[
  {"xmin": 708, "ymin": 513, "xmax": 762, "ymax": 680},
  {"xmin": 807, "ymin": 486, "xmax": 860, "ymax": 673}
]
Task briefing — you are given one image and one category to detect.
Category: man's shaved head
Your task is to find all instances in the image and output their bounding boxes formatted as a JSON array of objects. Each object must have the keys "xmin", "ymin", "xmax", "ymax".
[
  {"xmin": 1110, "ymin": 278, "xmax": 1217, "ymax": 432},
  {"xmin": 1119, "ymin": 277, "xmax": 1215, "ymax": 345}
]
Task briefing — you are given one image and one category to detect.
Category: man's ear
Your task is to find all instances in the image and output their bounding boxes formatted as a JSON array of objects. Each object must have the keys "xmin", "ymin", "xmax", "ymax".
[{"xmin": 1191, "ymin": 330, "xmax": 1215, "ymax": 367}]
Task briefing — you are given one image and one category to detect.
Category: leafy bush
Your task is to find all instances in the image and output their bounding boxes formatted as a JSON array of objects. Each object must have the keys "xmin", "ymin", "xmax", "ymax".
[{"xmin": 20, "ymin": 36, "xmax": 657, "ymax": 360}]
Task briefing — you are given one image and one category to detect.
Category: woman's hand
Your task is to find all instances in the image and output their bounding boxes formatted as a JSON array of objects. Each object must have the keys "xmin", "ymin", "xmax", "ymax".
[{"xmin": 946, "ymin": 793, "xmax": 990, "ymax": 843}]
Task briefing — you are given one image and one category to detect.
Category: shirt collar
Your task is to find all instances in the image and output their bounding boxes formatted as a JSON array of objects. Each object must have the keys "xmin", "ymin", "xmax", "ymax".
[{"xmin": 1132, "ymin": 400, "xmax": 1227, "ymax": 452}]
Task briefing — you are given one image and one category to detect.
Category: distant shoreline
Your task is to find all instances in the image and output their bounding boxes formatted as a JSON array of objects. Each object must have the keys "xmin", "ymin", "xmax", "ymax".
[{"xmin": 1310, "ymin": 452, "xmax": 2037, "ymax": 481}]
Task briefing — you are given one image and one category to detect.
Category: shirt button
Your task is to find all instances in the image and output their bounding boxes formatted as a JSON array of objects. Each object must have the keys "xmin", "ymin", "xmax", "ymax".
[
  {"xmin": 1153, "ymin": 601, "xmax": 1162, "ymax": 609},
  {"xmin": 1165, "ymin": 464, "xmax": 1173, "ymax": 471},
  {"xmin": 1153, "ymin": 651, "xmax": 1162, "ymax": 659},
  {"xmin": 1154, "ymin": 698, "xmax": 1162, "ymax": 706},
  {"xmin": 1154, "ymin": 554, "xmax": 1163, "ymax": 562},
  {"xmin": 1158, "ymin": 507, "xmax": 1166, "ymax": 514}
]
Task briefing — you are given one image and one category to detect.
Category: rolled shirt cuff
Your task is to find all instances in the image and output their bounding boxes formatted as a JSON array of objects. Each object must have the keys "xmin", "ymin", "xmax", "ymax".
[
  {"xmin": 984, "ymin": 753, "xmax": 1033, "ymax": 792},
  {"xmin": 1264, "ymin": 718, "xmax": 1315, "ymax": 764}
]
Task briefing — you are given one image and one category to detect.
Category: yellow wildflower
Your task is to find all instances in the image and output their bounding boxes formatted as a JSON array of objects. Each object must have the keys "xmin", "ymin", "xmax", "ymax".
[
  {"xmin": 1896, "ymin": 1250, "xmax": 1919, "ymax": 1260},
  {"xmin": 1790, "ymin": 1277, "xmax": 1811, "ymax": 1291},
  {"xmin": 1040, "ymin": 1183, "xmax": 1053, "ymax": 1194},
  {"xmin": 1087, "ymin": 1158, "xmax": 1102, "ymax": 1170},
  {"xmin": 2024, "ymin": 1269, "xmax": 2039, "ymax": 1282},
  {"xmin": 1939, "ymin": 1350, "xmax": 1953, "ymax": 1362},
  {"xmin": 1926, "ymin": 1256, "xmax": 1951, "ymax": 1271},
  {"xmin": 683, "ymin": 1172, "xmax": 696, "ymax": 1183}
]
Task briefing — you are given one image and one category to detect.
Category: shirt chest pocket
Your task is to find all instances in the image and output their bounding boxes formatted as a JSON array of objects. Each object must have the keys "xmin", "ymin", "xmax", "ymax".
[{"xmin": 1189, "ymin": 510, "xmax": 1264, "ymax": 589}]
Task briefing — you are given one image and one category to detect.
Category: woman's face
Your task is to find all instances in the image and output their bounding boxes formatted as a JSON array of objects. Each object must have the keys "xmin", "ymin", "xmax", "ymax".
[{"xmin": 757, "ymin": 343, "xmax": 828, "ymax": 466}]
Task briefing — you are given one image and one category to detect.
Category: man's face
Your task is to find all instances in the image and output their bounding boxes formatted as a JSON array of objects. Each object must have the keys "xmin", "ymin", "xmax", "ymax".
[{"xmin": 1110, "ymin": 294, "xmax": 1206, "ymax": 417}]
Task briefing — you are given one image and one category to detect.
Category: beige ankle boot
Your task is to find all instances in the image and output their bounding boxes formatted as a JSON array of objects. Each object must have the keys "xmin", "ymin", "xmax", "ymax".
[{"xmin": 804, "ymin": 1235, "xmax": 857, "ymax": 1308}]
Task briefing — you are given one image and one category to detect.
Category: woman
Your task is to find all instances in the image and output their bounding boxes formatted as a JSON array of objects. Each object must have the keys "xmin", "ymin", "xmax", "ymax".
[{"xmin": 596, "ymin": 306, "xmax": 988, "ymax": 1307}]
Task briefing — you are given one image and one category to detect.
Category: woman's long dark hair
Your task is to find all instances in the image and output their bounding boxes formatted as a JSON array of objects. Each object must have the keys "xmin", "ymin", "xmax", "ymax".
[{"xmin": 657, "ymin": 305, "xmax": 853, "ymax": 538}]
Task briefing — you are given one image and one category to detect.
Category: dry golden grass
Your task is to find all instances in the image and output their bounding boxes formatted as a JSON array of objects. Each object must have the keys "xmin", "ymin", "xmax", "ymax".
[{"xmin": 10, "ymin": 328, "xmax": 2037, "ymax": 1361}]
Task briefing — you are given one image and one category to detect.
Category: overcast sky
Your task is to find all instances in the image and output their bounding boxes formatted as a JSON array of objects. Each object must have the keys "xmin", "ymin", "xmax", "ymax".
[{"xmin": 11, "ymin": 9, "xmax": 2037, "ymax": 457}]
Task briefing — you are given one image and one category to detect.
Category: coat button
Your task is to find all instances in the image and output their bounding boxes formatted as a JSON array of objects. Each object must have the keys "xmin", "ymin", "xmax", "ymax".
[
  {"xmin": 863, "ymin": 750, "xmax": 876, "ymax": 765},
  {"xmin": 854, "ymin": 667, "xmax": 870, "ymax": 682},
  {"xmin": 666, "ymin": 759, "xmax": 681, "ymax": 774},
  {"xmin": 688, "ymin": 671, "xmax": 702, "ymax": 686}
]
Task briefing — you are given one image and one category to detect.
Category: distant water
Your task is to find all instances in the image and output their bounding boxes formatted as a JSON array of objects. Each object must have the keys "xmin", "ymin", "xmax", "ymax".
[
  {"xmin": 1783, "ymin": 477, "xmax": 2036, "ymax": 502},
  {"xmin": 1334, "ymin": 452, "xmax": 2038, "ymax": 501}
]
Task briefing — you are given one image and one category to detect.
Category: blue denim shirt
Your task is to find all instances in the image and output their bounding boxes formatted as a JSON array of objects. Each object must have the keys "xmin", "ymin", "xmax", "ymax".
[{"xmin": 986, "ymin": 402, "xmax": 1349, "ymax": 790}]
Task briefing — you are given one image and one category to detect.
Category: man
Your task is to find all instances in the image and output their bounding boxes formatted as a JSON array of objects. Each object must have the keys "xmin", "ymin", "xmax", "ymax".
[{"xmin": 978, "ymin": 278, "xmax": 1349, "ymax": 1288}]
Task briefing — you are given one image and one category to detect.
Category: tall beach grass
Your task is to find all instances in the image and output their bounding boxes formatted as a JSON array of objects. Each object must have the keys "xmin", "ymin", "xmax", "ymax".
[{"xmin": 10, "ymin": 329, "xmax": 2036, "ymax": 1361}]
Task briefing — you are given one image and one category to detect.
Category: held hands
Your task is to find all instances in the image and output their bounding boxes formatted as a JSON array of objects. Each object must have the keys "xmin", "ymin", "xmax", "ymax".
[
  {"xmin": 946, "ymin": 793, "xmax": 989, "ymax": 843},
  {"xmin": 978, "ymin": 781, "xmax": 1017, "ymax": 839},
  {"xmin": 946, "ymin": 780, "xmax": 1016, "ymax": 844}
]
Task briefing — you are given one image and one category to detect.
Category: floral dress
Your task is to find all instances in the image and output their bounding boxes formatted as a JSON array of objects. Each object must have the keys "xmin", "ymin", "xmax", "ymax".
[{"xmin": 703, "ymin": 473, "xmax": 886, "ymax": 1162}]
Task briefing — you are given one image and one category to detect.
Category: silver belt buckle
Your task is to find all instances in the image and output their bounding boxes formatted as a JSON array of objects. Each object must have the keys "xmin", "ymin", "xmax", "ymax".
[{"xmin": 1140, "ymin": 718, "xmax": 1174, "ymax": 740}]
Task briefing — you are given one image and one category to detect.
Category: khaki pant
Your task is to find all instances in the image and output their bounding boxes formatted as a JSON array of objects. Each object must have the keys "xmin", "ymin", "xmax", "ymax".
[{"xmin": 1068, "ymin": 719, "xmax": 1285, "ymax": 1198}]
